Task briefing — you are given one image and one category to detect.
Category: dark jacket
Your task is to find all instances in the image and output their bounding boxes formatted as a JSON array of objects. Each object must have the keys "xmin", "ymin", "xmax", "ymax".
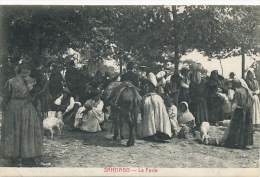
[{"xmin": 120, "ymin": 71, "xmax": 139, "ymax": 87}]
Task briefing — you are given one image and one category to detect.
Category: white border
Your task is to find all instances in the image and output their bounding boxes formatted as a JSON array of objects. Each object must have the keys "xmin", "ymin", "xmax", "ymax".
[{"xmin": 0, "ymin": 0, "xmax": 260, "ymax": 5}]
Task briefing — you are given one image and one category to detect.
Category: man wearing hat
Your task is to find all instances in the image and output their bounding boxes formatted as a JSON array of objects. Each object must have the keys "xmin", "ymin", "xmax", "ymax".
[
  {"xmin": 228, "ymin": 72, "xmax": 236, "ymax": 90},
  {"xmin": 120, "ymin": 61, "xmax": 139, "ymax": 87},
  {"xmin": 49, "ymin": 64, "xmax": 64, "ymax": 100},
  {"xmin": 54, "ymin": 87, "xmax": 75, "ymax": 116},
  {"xmin": 30, "ymin": 60, "xmax": 49, "ymax": 119},
  {"xmin": 229, "ymin": 72, "xmax": 236, "ymax": 80},
  {"xmin": 65, "ymin": 60, "xmax": 81, "ymax": 101}
]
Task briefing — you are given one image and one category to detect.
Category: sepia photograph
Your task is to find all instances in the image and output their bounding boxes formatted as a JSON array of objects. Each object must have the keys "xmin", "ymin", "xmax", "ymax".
[{"xmin": 0, "ymin": 1, "xmax": 259, "ymax": 176}]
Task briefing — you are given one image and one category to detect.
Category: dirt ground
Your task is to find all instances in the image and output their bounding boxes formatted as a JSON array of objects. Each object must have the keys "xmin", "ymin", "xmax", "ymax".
[{"xmin": 1, "ymin": 119, "xmax": 259, "ymax": 168}]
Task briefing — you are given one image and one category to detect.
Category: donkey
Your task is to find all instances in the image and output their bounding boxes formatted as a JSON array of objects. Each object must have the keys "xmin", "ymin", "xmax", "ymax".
[{"xmin": 104, "ymin": 82, "xmax": 141, "ymax": 146}]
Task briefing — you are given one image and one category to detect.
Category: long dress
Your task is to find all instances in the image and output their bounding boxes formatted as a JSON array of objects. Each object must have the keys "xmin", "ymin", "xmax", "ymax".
[
  {"xmin": 74, "ymin": 99, "xmax": 104, "ymax": 132},
  {"xmin": 141, "ymin": 93, "xmax": 172, "ymax": 139},
  {"xmin": 189, "ymin": 73, "xmax": 209, "ymax": 125},
  {"xmin": 178, "ymin": 75, "xmax": 191, "ymax": 105},
  {"xmin": 245, "ymin": 79, "xmax": 260, "ymax": 127},
  {"xmin": 1, "ymin": 75, "xmax": 43, "ymax": 158},
  {"xmin": 205, "ymin": 77, "xmax": 224, "ymax": 124},
  {"xmin": 222, "ymin": 86, "xmax": 253, "ymax": 149}
]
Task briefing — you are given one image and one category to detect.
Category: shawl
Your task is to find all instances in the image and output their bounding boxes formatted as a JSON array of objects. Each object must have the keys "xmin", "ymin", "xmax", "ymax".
[{"xmin": 178, "ymin": 101, "xmax": 195, "ymax": 125}]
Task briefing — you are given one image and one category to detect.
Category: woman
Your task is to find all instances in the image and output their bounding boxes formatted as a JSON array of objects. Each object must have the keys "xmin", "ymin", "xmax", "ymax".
[
  {"xmin": 205, "ymin": 70, "xmax": 225, "ymax": 125},
  {"xmin": 189, "ymin": 63, "xmax": 209, "ymax": 126},
  {"xmin": 245, "ymin": 69, "xmax": 260, "ymax": 128},
  {"xmin": 1, "ymin": 63, "xmax": 47, "ymax": 166},
  {"xmin": 221, "ymin": 78, "xmax": 253, "ymax": 149},
  {"xmin": 177, "ymin": 102, "xmax": 196, "ymax": 139},
  {"xmin": 141, "ymin": 72, "xmax": 172, "ymax": 141},
  {"xmin": 156, "ymin": 71, "xmax": 166, "ymax": 95},
  {"xmin": 74, "ymin": 90, "xmax": 105, "ymax": 132},
  {"xmin": 178, "ymin": 66, "xmax": 191, "ymax": 105}
]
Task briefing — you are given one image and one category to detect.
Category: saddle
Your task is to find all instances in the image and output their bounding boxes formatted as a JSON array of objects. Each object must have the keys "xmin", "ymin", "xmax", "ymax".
[{"xmin": 103, "ymin": 81, "xmax": 141, "ymax": 107}]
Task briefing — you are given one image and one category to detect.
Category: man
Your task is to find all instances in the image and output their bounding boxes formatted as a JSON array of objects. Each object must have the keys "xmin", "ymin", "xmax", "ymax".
[
  {"xmin": 65, "ymin": 60, "xmax": 80, "ymax": 101},
  {"xmin": 31, "ymin": 61, "xmax": 49, "ymax": 119},
  {"xmin": 228, "ymin": 72, "xmax": 236, "ymax": 90},
  {"xmin": 120, "ymin": 61, "xmax": 139, "ymax": 87},
  {"xmin": 229, "ymin": 72, "xmax": 236, "ymax": 80}
]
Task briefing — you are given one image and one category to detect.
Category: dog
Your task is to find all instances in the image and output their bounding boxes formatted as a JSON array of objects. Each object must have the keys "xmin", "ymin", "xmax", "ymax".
[
  {"xmin": 200, "ymin": 122, "xmax": 210, "ymax": 145},
  {"xmin": 43, "ymin": 111, "xmax": 64, "ymax": 138}
]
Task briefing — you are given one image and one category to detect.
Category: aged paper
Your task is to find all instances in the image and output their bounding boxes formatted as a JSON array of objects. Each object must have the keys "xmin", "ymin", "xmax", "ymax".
[{"xmin": 0, "ymin": 0, "xmax": 259, "ymax": 177}]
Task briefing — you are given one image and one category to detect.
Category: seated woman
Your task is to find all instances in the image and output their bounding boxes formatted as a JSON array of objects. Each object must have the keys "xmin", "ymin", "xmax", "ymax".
[
  {"xmin": 177, "ymin": 101, "xmax": 196, "ymax": 139},
  {"xmin": 141, "ymin": 72, "xmax": 172, "ymax": 141},
  {"xmin": 74, "ymin": 90, "xmax": 105, "ymax": 132}
]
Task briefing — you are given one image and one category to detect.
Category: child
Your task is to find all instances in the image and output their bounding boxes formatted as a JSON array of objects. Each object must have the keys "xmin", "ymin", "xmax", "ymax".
[
  {"xmin": 223, "ymin": 80, "xmax": 235, "ymax": 120},
  {"xmin": 165, "ymin": 97, "xmax": 180, "ymax": 137},
  {"xmin": 24, "ymin": 76, "xmax": 36, "ymax": 91}
]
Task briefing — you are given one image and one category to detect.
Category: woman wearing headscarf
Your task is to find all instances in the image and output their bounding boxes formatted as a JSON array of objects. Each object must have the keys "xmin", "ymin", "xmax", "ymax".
[
  {"xmin": 221, "ymin": 78, "xmax": 253, "ymax": 149},
  {"xmin": 177, "ymin": 101, "xmax": 196, "ymax": 139},
  {"xmin": 245, "ymin": 68, "xmax": 260, "ymax": 128},
  {"xmin": 1, "ymin": 63, "xmax": 47, "ymax": 166},
  {"xmin": 156, "ymin": 71, "xmax": 166, "ymax": 95},
  {"xmin": 141, "ymin": 72, "xmax": 172, "ymax": 141},
  {"xmin": 189, "ymin": 63, "xmax": 209, "ymax": 126}
]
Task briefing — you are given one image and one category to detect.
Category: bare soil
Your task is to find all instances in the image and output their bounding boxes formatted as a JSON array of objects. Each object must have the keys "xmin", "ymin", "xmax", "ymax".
[{"xmin": 1, "ymin": 119, "xmax": 258, "ymax": 168}]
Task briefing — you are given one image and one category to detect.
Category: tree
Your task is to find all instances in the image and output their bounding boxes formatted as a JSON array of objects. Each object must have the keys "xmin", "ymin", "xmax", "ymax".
[{"xmin": 183, "ymin": 6, "xmax": 260, "ymax": 78}]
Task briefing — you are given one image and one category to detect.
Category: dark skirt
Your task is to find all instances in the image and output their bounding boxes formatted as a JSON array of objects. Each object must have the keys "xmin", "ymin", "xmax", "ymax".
[
  {"xmin": 223, "ymin": 108, "xmax": 253, "ymax": 149},
  {"xmin": 190, "ymin": 100, "xmax": 208, "ymax": 126}
]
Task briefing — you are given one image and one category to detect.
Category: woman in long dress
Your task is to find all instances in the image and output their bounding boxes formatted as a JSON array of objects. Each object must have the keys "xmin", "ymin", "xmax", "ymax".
[
  {"xmin": 1, "ymin": 63, "xmax": 46, "ymax": 166},
  {"xmin": 189, "ymin": 63, "xmax": 209, "ymax": 126},
  {"xmin": 245, "ymin": 69, "xmax": 260, "ymax": 128},
  {"xmin": 141, "ymin": 73, "xmax": 172, "ymax": 140},
  {"xmin": 205, "ymin": 70, "xmax": 225, "ymax": 125},
  {"xmin": 222, "ymin": 78, "xmax": 253, "ymax": 149}
]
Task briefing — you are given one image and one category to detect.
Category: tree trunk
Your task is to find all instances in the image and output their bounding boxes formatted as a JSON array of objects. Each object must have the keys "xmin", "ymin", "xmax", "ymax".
[
  {"xmin": 241, "ymin": 45, "xmax": 245, "ymax": 79},
  {"xmin": 119, "ymin": 57, "xmax": 122, "ymax": 75},
  {"xmin": 219, "ymin": 59, "xmax": 223, "ymax": 75},
  {"xmin": 172, "ymin": 5, "xmax": 180, "ymax": 71},
  {"xmin": 97, "ymin": 57, "xmax": 100, "ymax": 70}
]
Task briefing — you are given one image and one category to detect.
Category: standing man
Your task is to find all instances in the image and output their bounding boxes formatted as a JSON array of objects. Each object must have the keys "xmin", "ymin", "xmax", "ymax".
[
  {"xmin": 31, "ymin": 61, "xmax": 49, "ymax": 119},
  {"xmin": 65, "ymin": 60, "xmax": 80, "ymax": 102},
  {"xmin": 120, "ymin": 61, "xmax": 139, "ymax": 88}
]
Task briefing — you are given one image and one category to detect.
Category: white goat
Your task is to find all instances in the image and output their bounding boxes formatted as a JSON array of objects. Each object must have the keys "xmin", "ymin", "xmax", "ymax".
[
  {"xmin": 43, "ymin": 111, "xmax": 64, "ymax": 138},
  {"xmin": 200, "ymin": 121, "xmax": 210, "ymax": 145}
]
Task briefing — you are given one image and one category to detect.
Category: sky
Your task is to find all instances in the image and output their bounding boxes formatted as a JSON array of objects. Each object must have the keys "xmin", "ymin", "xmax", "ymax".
[
  {"xmin": 104, "ymin": 50, "xmax": 259, "ymax": 78},
  {"xmin": 181, "ymin": 50, "xmax": 259, "ymax": 78}
]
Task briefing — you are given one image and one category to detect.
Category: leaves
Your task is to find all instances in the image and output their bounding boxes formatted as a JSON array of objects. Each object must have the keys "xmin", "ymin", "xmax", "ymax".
[{"xmin": 1, "ymin": 5, "xmax": 259, "ymax": 70}]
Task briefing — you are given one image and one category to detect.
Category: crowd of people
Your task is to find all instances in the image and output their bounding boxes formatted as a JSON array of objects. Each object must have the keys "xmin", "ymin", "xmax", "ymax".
[{"xmin": 0, "ymin": 59, "xmax": 259, "ymax": 166}]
